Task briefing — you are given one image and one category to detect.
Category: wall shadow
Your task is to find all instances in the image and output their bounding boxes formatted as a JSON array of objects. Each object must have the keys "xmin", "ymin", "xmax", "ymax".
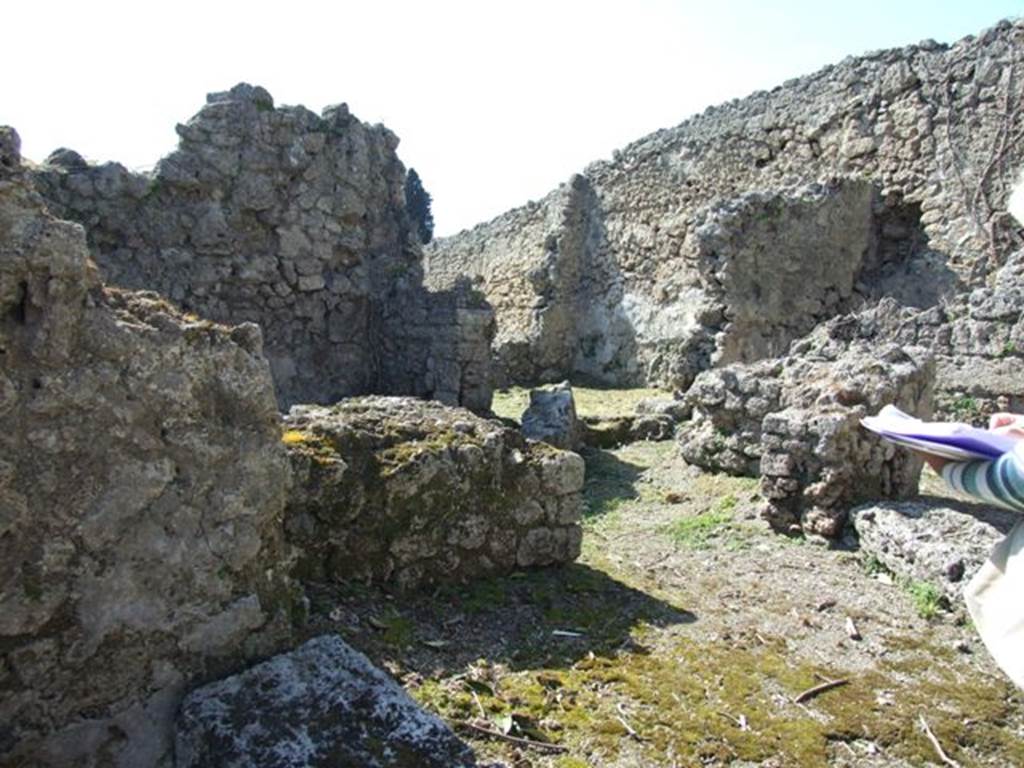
[
  {"xmin": 580, "ymin": 447, "xmax": 646, "ymax": 520},
  {"xmin": 305, "ymin": 562, "xmax": 697, "ymax": 677}
]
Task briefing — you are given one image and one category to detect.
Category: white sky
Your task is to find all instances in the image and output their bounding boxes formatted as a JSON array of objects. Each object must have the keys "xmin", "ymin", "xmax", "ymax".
[{"xmin": 3, "ymin": 1, "xmax": 1022, "ymax": 235}]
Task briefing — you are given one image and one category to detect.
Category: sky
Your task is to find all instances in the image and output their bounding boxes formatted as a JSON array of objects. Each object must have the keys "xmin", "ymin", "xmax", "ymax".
[{"xmin": 3, "ymin": 1, "xmax": 1023, "ymax": 236}]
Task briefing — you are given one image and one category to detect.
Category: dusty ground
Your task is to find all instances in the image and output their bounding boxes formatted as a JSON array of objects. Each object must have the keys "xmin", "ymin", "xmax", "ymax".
[{"xmin": 306, "ymin": 389, "xmax": 1024, "ymax": 768}]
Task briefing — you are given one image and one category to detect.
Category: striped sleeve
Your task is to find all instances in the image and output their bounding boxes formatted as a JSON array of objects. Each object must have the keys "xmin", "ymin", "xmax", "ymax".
[{"xmin": 942, "ymin": 444, "xmax": 1024, "ymax": 513}]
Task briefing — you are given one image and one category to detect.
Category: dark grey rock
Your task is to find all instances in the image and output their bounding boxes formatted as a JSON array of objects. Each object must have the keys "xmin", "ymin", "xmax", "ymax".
[{"xmin": 175, "ymin": 635, "xmax": 477, "ymax": 768}]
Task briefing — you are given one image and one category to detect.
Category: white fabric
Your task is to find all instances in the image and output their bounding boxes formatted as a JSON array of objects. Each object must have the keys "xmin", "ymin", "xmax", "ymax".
[{"xmin": 964, "ymin": 519, "xmax": 1024, "ymax": 689}]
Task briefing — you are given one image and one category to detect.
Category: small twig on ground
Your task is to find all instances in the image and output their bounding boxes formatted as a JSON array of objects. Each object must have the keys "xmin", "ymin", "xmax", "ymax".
[
  {"xmin": 616, "ymin": 703, "xmax": 644, "ymax": 741},
  {"xmin": 794, "ymin": 676, "xmax": 849, "ymax": 704},
  {"xmin": 552, "ymin": 629, "xmax": 584, "ymax": 638},
  {"xmin": 452, "ymin": 720, "xmax": 568, "ymax": 753},
  {"xmin": 845, "ymin": 616, "xmax": 862, "ymax": 641},
  {"xmin": 471, "ymin": 690, "xmax": 487, "ymax": 720},
  {"xmin": 716, "ymin": 711, "xmax": 750, "ymax": 731},
  {"xmin": 640, "ymin": 550, "xmax": 673, "ymax": 570},
  {"xmin": 919, "ymin": 715, "xmax": 963, "ymax": 768}
]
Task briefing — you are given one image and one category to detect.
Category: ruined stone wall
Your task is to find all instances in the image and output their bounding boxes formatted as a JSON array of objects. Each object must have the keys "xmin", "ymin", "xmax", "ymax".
[
  {"xmin": 428, "ymin": 20, "xmax": 1024, "ymax": 391},
  {"xmin": 31, "ymin": 84, "xmax": 492, "ymax": 410},
  {"xmin": 678, "ymin": 300, "xmax": 934, "ymax": 536},
  {"xmin": 425, "ymin": 175, "xmax": 620, "ymax": 385},
  {"xmin": 676, "ymin": 253, "xmax": 1024, "ymax": 538},
  {"xmin": 862, "ymin": 248, "xmax": 1024, "ymax": 421},
  {"xmin": 0, "ymin": 133, "xmax": 302, "ymax": 766}
]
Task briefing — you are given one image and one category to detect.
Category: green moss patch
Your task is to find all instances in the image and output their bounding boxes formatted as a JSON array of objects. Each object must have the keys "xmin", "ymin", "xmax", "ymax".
[{"xmin": 411, "ymin": 630, "xmax": 1023, "ymax": 767}]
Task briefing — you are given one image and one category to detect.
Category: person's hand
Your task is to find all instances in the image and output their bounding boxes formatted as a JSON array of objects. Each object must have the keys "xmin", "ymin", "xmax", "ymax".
[
  {"xmin": 912, "ymin": 450, "xmax": 950, "ymax": 474},
  {"xmin": 989, "ymin": 412, "xmax": 1024, "ymax": 440}
]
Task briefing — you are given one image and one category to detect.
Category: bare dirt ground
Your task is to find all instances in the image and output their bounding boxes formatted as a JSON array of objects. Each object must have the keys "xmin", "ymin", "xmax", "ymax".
[{"xmin": 305, "ymin": 390, "xmax": 1024, "ymax": 768}]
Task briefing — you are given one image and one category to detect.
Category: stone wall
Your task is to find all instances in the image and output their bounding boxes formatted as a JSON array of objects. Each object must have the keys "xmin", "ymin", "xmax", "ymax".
[
  {"xmin": 31, "ymin": 83, "xmax": 493, "ymax": 410},
  {"xmin": 0, "ymin": 135, "xmax": 302, "ymax": 766},
  {"xmin": 862, "ymin": 249, "xmax": 1024, "ymax": 422},
  {"xmin": 425, "ymin": 174, "xmax": 626, "ymax": 385},
  {"xmin": 283, "ymin": 397, "xmax": 585, "ymax": 590},
  {"xmin": 427, "ymin": 20, "xmax": 1024, "ymax": 392}
]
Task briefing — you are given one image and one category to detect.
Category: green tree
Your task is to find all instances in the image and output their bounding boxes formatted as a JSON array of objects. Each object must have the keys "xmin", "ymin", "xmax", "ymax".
[{"xmin": 404, "ymin": 168, "xmax": 434, "ymax": 244}]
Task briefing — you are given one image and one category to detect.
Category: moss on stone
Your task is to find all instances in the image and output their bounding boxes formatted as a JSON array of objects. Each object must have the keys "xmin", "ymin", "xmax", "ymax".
[{"xmin": 282, "ymin": 427, "xmax": 343, "ymax": 467}]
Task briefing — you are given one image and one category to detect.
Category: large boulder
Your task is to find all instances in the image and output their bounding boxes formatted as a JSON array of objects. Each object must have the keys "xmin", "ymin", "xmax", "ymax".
[
  {"xmin": 176, "ymin": 635, "xmax": 477, "ymax": 768},
  {"xmin": 283, "ymin": 397, "xmax": 585, "ymax": 590},
  {"xmin": 851, "ymin": 501, "xmax": 1016, "ymax": 599},
  {"xmin": 0, "ymin": 133, "xmax": 301, "ymax": 767}
]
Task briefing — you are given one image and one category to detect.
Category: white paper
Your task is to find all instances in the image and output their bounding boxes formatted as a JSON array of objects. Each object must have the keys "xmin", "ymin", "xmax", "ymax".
[{"xmin": 861, "ymin": 405, "xmax": 1018, "ymax": 460}]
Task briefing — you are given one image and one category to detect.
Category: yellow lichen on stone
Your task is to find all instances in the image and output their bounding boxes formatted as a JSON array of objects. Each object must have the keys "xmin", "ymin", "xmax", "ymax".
[{"xmin": 281, "ymin": 430, "xmax": 309, "ymax": 445}]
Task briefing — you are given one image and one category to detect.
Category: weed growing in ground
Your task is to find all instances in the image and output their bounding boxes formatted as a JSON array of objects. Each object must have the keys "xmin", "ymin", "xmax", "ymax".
[
  {"xmin": 863, "ymin": 553, "xmax": 890, "ymax": 577},
  {"xmin": 906, "ymin": 580, "xmax": 947, "ymax": 620}
]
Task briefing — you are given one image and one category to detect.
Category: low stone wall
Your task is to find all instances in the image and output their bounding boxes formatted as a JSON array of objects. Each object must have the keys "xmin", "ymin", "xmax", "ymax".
[
  {"xmin": 0, "ymin": 138, "xmax": 302, "ymax": 766},
  {"xmin": 859, "ymin": 249, "xmax": 1024, "ymax": 423},
  {"xmin": 283, "ymin": 397, "xmax": 585, "ymax": 590}
]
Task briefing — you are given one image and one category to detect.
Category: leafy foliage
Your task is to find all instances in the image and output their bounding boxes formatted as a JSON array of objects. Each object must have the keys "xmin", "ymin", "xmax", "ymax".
[{"xmin": 404, "ymin": 168, "xmax": 434, "ymax": 244}]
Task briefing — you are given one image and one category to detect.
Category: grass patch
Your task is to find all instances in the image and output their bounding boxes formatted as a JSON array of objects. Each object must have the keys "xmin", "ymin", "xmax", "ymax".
[
  {"xmin": 491, "ymin": 384, "xmax": 670, "ymax": 425},
  {"xmin": 371, "ymin": 611, "xmax": 415, "ymax": 648},
  {"xmin": 665, "ymin": 509, "xmax": 734, "ymax": 549},
  {"xmin": 944, "ymin": 395, "xmax": 984, "ymax": 425},
  {"xmin": 863, "ymin": 557, "xmax": 949, "ymax": 619},
  {"xmin": 582, "ymin": 448, "xmax": 645, "ymax": 520},
  {"xmin": 490, "ymin": 387, "xmax": 532, "ymax": 423},
  {"xmin": 863, "ymin": 553, "xmax": 891, "ymax": 577},
  {"xmin": 572, "ymin": 386, "xmax": 670, "ymax": 420}
]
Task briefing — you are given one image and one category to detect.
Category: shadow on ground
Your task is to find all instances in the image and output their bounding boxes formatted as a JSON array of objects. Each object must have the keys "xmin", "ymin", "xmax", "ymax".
[
  {"xmin": 580, "ymin": 447, "xmax": 646, "ymax": 520},
  {"xmin": 305, "ymin": 562, "xmax": 696, "ymax": 676}
]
